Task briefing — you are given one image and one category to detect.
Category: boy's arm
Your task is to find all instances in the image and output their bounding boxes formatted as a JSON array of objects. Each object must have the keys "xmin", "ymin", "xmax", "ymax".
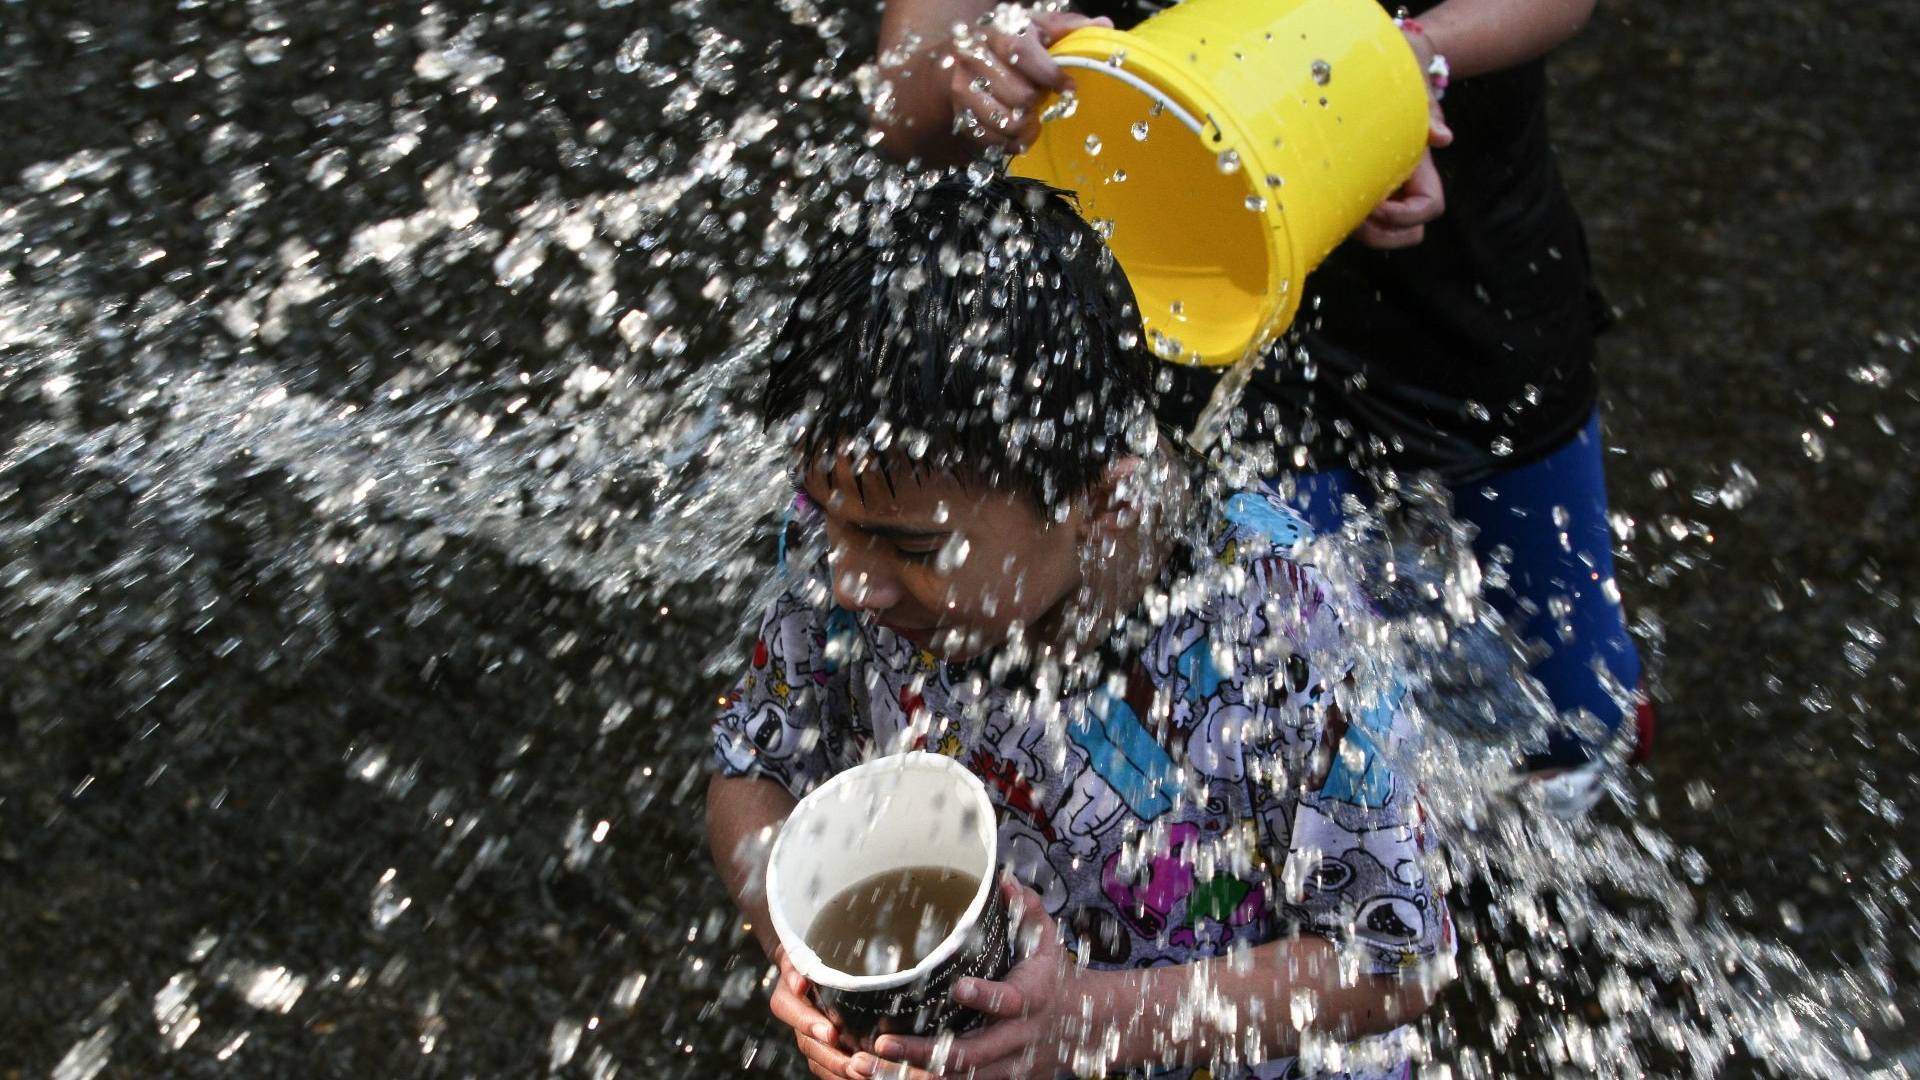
[
  {"xmin": 868, "ymin": 884, "xmax": 1449, "ymax": 1078},
  {"xmin": 705, "ymin": 773, "xmax": 798, "ymax": 958},
  {"xmin": 1091, "ymin": 933, "xmax": 1448, "ymax": 1061}
]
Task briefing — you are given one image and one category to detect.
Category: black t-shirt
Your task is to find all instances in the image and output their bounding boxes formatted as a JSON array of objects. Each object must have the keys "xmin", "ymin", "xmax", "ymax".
[{"xmin": 1072, "ymin": 0, "xmax": 1606, "ymax": 484}]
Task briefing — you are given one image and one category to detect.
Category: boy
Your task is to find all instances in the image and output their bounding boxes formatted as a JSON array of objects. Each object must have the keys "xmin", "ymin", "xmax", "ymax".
[{"xmin": 707, "ymin": 176, "xmax": 1450, "ymax": 1080}]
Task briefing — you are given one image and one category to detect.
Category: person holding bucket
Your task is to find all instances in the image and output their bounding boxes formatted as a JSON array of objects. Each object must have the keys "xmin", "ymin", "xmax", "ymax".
[
  {"xmin": 707, "ymin": 177, "xmax": 1451, "ymax": 1080},
  {"xmin": 869, "ymin": 0, "xmax": 1650, "ymax": 808}
]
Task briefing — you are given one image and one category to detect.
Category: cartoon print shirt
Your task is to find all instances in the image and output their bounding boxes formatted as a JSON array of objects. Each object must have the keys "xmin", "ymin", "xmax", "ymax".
[{"xmin": 713, "ymin": 487, "xmax": 1451, "ymax": 1080}]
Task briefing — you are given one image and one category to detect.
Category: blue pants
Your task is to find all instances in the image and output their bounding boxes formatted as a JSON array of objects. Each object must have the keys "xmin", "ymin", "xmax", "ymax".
[{"xmin": 1291, "ymin": 411, "xmax": 1643, "ymax": 770}]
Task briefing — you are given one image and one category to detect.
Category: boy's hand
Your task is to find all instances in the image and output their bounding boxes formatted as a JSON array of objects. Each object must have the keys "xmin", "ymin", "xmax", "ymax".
[
  {"xmin": 945, "ymin": 8, "xmax": 1113, "ymax": 153},
  {"xmin": 771, "ymin": 945, "xmax": 864, "ymax": 1080},
  {"xmin": 850, "ymin": 881, "xmax": 1095, "ymax": 1080}
]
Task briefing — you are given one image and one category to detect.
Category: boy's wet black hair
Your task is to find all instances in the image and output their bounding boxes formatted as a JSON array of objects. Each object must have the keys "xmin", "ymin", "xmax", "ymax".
[{"xmin": 762, "ymin": 174, "xmax": 1159, "ymax": 511}]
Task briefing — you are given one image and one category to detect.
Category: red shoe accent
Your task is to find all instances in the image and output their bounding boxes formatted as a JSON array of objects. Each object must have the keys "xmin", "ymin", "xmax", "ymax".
[{"xmin": 1629, "ymin": 690, "xmax": 1655, "ymax": 765}]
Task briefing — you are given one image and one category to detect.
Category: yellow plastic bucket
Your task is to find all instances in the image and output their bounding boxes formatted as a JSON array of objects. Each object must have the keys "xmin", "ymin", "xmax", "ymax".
[{"xmin": 1010, "ymin": 0, "xmax": 1429, "ymax": 366}]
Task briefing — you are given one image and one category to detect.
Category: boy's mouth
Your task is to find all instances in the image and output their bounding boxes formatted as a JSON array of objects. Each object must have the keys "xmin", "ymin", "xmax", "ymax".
[{"xmin": 876, "ymin": 618, "xmax": 935, "ymax": 644}]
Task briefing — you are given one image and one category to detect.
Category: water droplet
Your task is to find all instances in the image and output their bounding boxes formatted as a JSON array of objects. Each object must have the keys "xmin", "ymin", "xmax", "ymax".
[
  {"xmin": 370, "ymin": 868, "xmax": 412, "ymax": 930},
  {"xmin": 651, "ymin": 327, "xmax": 688, "ymax": 358},
  {"xmin": 1778, "ymin": 901, "xmax": 1803, "ymax": 933},
  {"xmin": 245, "ymin": 36, "xmax": 290, "ymax": 65},
  {"xmin": 1490, "ymin": 436, "xmax": 1514, "ymax": 456},
  {"xmin": 935, "ymin": 533, "xmax": 971, "ymax": 572},
  {"xmin": 1717, "ymin": 462, "xmax": 1759, "ymax": 509},
  {"xmin": 618, "ymin": 30, "xmax": 656, "ymax": 73},
  {"xmin": 1109, "ymin": 169, "xmax": 1128, "ymax": 183},
  {"xmin": 1216, "ymin": 149, "xmax": 1241, "ymax": 174},
  {"xmin": 492, "ymin": 235, "xmax": 548, "ymax": 287},
  {"xmin": 1288, "ymin": 986, "xmax": 1319, "ymax": 1029},
  {"xmin": 235, "ymin": 964, "xmax": 308, "ymax": 1014},
  {"xmin": 1244, "ymin": 195, "xmax": 1267, "ymax": 212},
  {"xmin": 52, "ymin": 1029, "xmax": 114, "ymax": 1080},
  {"xmin": 1130, "ymin": 121, "xmax": 1150, "ymax": 141},
  {"xmin": 307, "ymin": 148, "xmax": 350, "ymax": 190},
  {"xmin": 153, "ymin": 974, "xmax": 202, "ymax": 1051},
  {"xmin": 550, "ymin": 1018, "xmax": 585, "ymax": 1070},
  {"xmin": 1083, "ymin": 134, "xmax": 1103, "ymax": 156},
  {"xmin": 1311, "ymin": 59, "xmax": 1332, "ymax": 85}
]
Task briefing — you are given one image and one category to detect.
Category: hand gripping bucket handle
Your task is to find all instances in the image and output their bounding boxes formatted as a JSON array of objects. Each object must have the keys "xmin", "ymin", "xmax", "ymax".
[{"xmin": 1011, "ymin": 0, "xmax": 1431, "ymax": 367}]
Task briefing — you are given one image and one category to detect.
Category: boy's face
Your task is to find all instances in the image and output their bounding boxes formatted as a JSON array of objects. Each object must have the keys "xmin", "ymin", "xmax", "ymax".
[{"xmin": 801, "ymin": 458, "xmax": 1090, "ymax": 662}]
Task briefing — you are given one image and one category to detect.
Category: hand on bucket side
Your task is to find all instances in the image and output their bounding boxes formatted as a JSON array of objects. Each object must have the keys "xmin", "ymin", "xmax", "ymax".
[
  {"xmin": 850, "ymin": 880, "xmax": 1085, "ymax": 1080},
  {"xmin": 771, "ymin": 945, "xmax": 867, "ymax": 1080}
]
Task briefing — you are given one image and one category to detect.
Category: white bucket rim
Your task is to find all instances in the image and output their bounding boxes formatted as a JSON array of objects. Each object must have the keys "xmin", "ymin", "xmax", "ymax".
[{"xmin": 766, "ymin": 752, "xmax": 999, "ymax": 992}]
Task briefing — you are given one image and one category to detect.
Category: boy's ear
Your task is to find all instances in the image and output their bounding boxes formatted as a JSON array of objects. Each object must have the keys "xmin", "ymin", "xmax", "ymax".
[{"xmin": 1080, "ymin": 457, "xmax": 1143, "ymax": 537}]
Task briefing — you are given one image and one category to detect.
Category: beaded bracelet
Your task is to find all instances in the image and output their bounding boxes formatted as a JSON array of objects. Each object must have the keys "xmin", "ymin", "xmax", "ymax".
[{"xmin": 1392, "ymin": 12, "xmax": 1451, "ymax": 98}]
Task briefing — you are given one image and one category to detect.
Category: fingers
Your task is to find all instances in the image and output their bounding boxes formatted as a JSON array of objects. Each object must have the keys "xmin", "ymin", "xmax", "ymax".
[
  {"xmin": 1354, "ymin": 214, "xmax": 1424, "ymax": 249},
  {"xmin": 792, "ymin": 1020, "xmax": 866, "ymax": 1077},
  {"xmin": 1356, "ymin": 152, "xmax": 1445, "ymax": 249},
  {"xmin": 1426, "ymin": 97, "xmax": 1454, "ymax": 148},
  {"xmin": 1029, "ymin": 10, "xmax": 1114, "ymax": 47},
  {"xmin": 847, "ymin": 1052, "xmax": 937, "ymax": 1080},
  {"xmin": 948, "ymin": 68, "xmax": 1035, "ymax": 144},
  {"xmin": 771, "ymin": 961, "xmax": 860, "ymax": 1075},
  {"xmin": 1002, "ymin": 878, "xmax": 1059, "ymax": 961},
  {"xmin": 876, "ymin": 1018, "xmax": 1036, "ymax": 1074},
  {"xmin": 1392, "ymin": 154, "xmax": 1446, "ymax": 225},
  {"xmin": 992, "ymin": 22, "xmax": 1073, "ymax": 94},
  {"xmin": 944, "ymin": 13, "xmax": 1113, "ymax": 152},
  {"xmin": 958, "ymin": 974, "xmax": 1028, "ymax": 1019}
]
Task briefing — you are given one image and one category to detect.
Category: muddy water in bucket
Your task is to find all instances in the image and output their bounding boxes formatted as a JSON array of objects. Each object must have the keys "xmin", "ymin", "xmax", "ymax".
[{"xmin": 1012, "ymin": 0, "xmax": 1429, "ymax": 367}]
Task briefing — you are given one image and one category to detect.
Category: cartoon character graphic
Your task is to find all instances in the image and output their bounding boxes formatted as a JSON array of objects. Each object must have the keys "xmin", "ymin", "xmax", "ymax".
[
  {"xmin": 970, "ymin": 748, "xmax": 1058, "ymax": 843},
  {"xmin": 1282, "ymin": 801, "xmax": 1434, "ymax": 970},
  {"xmin": 1003, "ymin": 822, "xmax": 1072, "ymax": 916},
  {"xmin": 1223, "ymin": 492, "xmax": 1311, "ymax": 550},
  {"xmin": 1176, "ymin": 636, "xmax": 1228, "ymax": 703},
  {"xmin": 1101, "ymin": 823, "xmax": 1267, "ymax": 949},
  {"xmin": 1185, "ymin": 702, "xmax": 1252, "ymax": 783},
  {"xmin": 1066, "ymin": 665, "xmax": 1182, "ymax": 822},
  {"xmin": 1319, "ymin": 681, "xmax": 1406, "ymax": 809},
  {"xmin": 1056, "ymin": 766, "xmax": 1130, "ymax": 859}
]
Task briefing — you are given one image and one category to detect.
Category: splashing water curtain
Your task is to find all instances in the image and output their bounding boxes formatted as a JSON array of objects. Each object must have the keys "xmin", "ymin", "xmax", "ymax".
[{"xmin": 4, "ymin": 0, "xmax": 1913, "ymax": 1077}]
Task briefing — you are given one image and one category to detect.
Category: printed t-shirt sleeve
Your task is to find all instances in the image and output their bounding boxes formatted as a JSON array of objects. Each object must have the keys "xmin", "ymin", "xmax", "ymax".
[
  {"xmin": 711, "ymin": 584, "xmax": 848, "ymax": 800},
  {"xmin": 1285, "ymin": 685, "xmax": 1451, "ymax": 978},
  {"xmin": 1247, "ymin": 558, "xmax": 1452, "ymax": 978}
]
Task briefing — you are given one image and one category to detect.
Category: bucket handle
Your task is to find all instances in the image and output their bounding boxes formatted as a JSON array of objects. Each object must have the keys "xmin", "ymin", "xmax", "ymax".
[{"xmin": 1051, "ymin": 56, "xmax": 1210, "ymax": 140}]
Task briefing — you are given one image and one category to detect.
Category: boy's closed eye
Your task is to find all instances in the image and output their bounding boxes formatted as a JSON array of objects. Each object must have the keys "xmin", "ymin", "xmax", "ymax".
[{"xmin": 893, "ymin": 543, "xmax": 943, "ymax": 564}]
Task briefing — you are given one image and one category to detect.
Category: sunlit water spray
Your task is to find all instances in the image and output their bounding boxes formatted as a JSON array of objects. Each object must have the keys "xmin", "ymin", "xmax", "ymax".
[{"xmin": 4, "ymin": 2, "xmax": 1911, "ymax": 1078}]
